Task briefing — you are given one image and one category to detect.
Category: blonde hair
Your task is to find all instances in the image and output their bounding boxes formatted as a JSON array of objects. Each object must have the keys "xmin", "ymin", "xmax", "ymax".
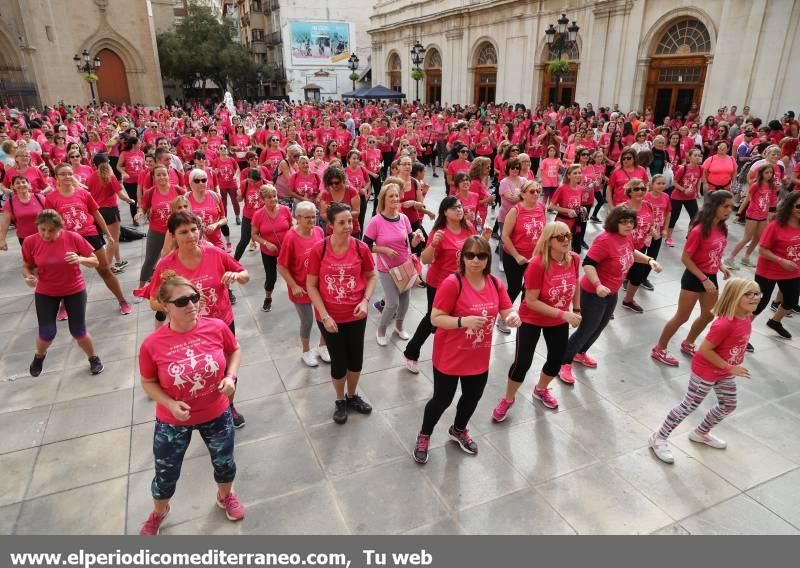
[
  {"xmin": 169, "ymin": 194, "xmax": 190, "ymax": 213},
  {"xmin": 649, "ymin": 174, "xmax": 666, "ymax": 190},
  {"xmin": 98, "ymin": 161, "xmax": 113, "ymax": 184},
  {"xmin": 156, "ymin": 273, "xmax": 199, "ymax": 305},
  {"xmin": 259, "ymin": 184, "xmax": 278, "ymax": 198},
  {"xmin": 533, "ymin": 221, "xmax": 574, "ymax": 272},
  {"xmin": 565, "ymin": 164, "xmax": 582, "ymax": 183},
  {"xmin": 713, "ymin": 277, "xmax": 761, "ymax": 318},
  {"xmin": 377, "ymin": 182, "xmax": 402, "ymax": 213}
]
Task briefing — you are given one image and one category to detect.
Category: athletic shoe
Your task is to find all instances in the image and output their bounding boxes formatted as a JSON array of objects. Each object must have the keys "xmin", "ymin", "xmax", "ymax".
[
  {"xmin": 680, "ymin": 340, "xmax": 696, "ymax": 356},
  {"xmin": 139, "ymin": 506, "xmax": 170, "ymax": 535},
  {"xmin": 373, "ymin": 300, "xmax": 385, "ymax": 313},
  {"xmin": 261, "ymin": 298, "xmax": 272, "ymax": 312},
  {"xmin": 317, "ymin": 345, "xmax": 331, "ymax": 363},
  {"xmin": 110, "ymin": 265, "xmax": 124, "ymax": 274},
  {"xmin": 533, "ymin": 386, "xmax": 559, "ymax": 409},
  {"xmin": 769, "ymin": 301, "xmax": 779, "ymax": 313},
  {"xmin": 235, "ymin": 216, "xmax": 241, "ymax": 226},
  {"xmin": 589, "ymin": 216, "xmax": 601, "ymax": 224},
  {"xmin": 216, "ymin": 492, "xmax": 245, "ymax": 521},
  {"xmin": 248, "ymin": 240, "xmax": 257, "ymax": 252},
  {"xmin": 88, "ymin": 355, "xmax": 105, "ymax": 375},
  {"xmin": 413, "ymin": 433, "xmax": 431, "ymax": 464},
  {"xmin": 651, "ymin": 345, "xmax": 679, "ymax": 367},
  {"xmin": 688, "ymin": 429, "xmax": 727, "ymax": 449},
  {"xmin": 767, "ymin": 318, "xmax": 792, "ymax": 339},
  {"xmin": 416, "ymin": 278, "xmax": 426, "ymax": 288},
  {"xmin": 229, "ymin": 289, "xmax": 236, "ymax": 306},
  {"xmin": 333, "ymin": 400, "xmax": 348, "ymax": 424},
  {"xmin": 640, "ymin": 278, "xmax": 655, "ymax": 291},
  {"xmin": 29, "ymin": 354, "xmax": 45, "ymax": 377},
  {"xmin": 648, "ymin": 433, "xmax": 674, "ymax": 464},
  {"xmin": 496, "ymin": 318, "xmax": 511, "ymax": 334},
  {"xmin": 393, "ymin": 327, "xmax": 410, "ymax": 340},
  {"xmin": 115, "ymin": 259, "xmax": 129, "ymax": 268},
  {"xmin": 665, "ymin": 237, "xmax": 674, "ymax": 247},
  {"xmin": 740, "ymin": 257, "xmax": 754, "ymax": 268},
  {"xmin": 746, "ymin": 342, "xmax": 755, "ymax": 353},
  {"xmin": 499, "ymin": 263, "xmax": 504, "ymax": 272},
  {"xmin": 57, "ymin": 304, "xmax": 68, "ymax": 321},
  {"xmin": 376, "ymin": 332, "xmax": 389, "ymax": 346},
  {"xmin": 230, "ymin": 406, "xmax": 246, "ymax": 429},
  {"xmin": 301, "ymin": 350, "xmax": 319, "ymax": 367},
  {"xmin": 622, "ymin": 279, "xmax": 628, "ymax": 291},
  {"xmin": 448, "ymin": 425, "xmax": 478, "ymax": 454},
  {"xmin": 573, "ymin": 352, "xmax": 598, "ymax": 368},
  {"xmin": 558, "ymin": 364, "xmax": 576, "ymax": 385},
  {"xmin": 432, "ymin": 173, "xmax": 439, "ymax": 178},
  {"xmin": 622, "ymin": 299, "xmax": 644, "ymax": 313},
  {"xmin": 346, "ymin": 393, "xmax": 372, "ymax": 414},
  {"xmin": 724, "ymin": 258, "xmax": 739, "ymax": 270},
  {"xmin": 405, "ymin": 358, "xmax": 420, "ymax": 374},
  {"xmin": 491, "ymin": 397, "xmax": 514, "ymax": 422},
  {"xmin": 225, "ymin": 242, "xmax": 233, "ymax": 253},
  {"xmin": 581, "ymin": 241, "xmax": 589, "ymax": 250},
  {"xmin": 119, "ymin": 300, "xmax": 132, "ymax": 316},
  {"xmin": 793, "ymin": 306, "xmax": 800, "ymax": 316}
]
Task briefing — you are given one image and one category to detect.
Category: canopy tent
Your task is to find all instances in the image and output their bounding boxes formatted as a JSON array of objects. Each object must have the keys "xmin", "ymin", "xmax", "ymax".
[
  {"xmin": 343, "ymin": 85, "xmax": 406, "ymax": 100},
  {"xmin": 341, "ymin": 87, "xmax": 370, "ymax": 98}
]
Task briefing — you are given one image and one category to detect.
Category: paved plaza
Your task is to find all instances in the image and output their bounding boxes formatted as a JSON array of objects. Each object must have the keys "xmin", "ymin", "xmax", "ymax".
[{"xmin": 1, "ymin": 174, "xmax": 800, "ymax": 535}]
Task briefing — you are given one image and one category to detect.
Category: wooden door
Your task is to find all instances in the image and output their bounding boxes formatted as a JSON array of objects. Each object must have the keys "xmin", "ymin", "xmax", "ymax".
[{"xmin": 96, "ymin": 49, "xmax": 131, "ymax": 105}]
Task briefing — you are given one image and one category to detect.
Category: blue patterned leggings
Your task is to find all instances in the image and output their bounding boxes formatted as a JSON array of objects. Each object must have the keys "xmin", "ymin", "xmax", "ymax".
[
  {"xmin": 151, "ymin": 408, "xmax": 236, "ymax": 500},
  {"xmin": 657, "ymin": 374, "xmax": 738, "ymax": 439}
]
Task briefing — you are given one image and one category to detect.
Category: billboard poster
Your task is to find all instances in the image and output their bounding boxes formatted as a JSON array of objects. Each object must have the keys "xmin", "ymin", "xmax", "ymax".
[{"xmin": 289, "ymin": 21, "xmax": 352, "ymax": 66}]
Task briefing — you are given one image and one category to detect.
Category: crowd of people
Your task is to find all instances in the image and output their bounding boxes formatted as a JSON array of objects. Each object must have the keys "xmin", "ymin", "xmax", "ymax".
[{"xmin": 1, "ymin": 97, "xmax": 798, "ymax": 534}]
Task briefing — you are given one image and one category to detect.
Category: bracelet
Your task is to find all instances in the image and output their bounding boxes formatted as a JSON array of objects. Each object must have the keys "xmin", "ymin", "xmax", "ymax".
[
  {"xmin": 321, "ymin": 314, "xmax": 331, "ymax": 322},
  {"xmin": 457, "ymin": 316, "xmax": 462, "ymax": 328}
]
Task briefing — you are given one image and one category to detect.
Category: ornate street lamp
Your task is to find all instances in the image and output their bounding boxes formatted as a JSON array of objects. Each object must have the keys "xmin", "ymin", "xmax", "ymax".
[
  {"xmin": 410, "ymin": 40, "xmax": 426, "ymax": 103},
  {"xmin": 544, "ymin": 14, "xmax": 580, "ymax": 106},
  {"xmin": 347, "ymin": 52, "xmax": 360, "ymax": 91},
  {"xmin": 73, "ymin": 49, "xmax": 101, "ymax": 104}
]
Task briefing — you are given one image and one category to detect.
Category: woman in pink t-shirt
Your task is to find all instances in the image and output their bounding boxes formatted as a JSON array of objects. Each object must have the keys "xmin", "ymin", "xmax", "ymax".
[
  {"xmin": 551, "ymin": 164, "xmax": 585, "ymax": 254},
  {"xmin": 453, "ymin": 172, "xmax": 480, "ymax": 225},
  {"xmin": 666, "ymin": 148, "xmax": 703, "ymax": 246},
  {"xmin": 413, "ymin": 236, "xmax": 520, "ymax": 463},
  {"xmin": 214, "ymin": 146, "xmax": 241, "ymax": 225},
  {"xmin": 501, "ymin": 180, "xmax": 546, "ymax": 304},
  {"xmin": 87, "ymin": 158, "xmax": 134, "ymax": 272},
  {"xmin": 702, "ymin": 141, "xmax": 737, "ymax": 193},
  {"xmin": 251, "ymin": 185, "xmax": 293, "ymax": 313},
  {"xmin": 186, "ymin": 168, "xmax": 228, "ymax": 251},
  {"xmin": 649, "ymin": 278, "xmax": 759, "ymax": 464},
  {"xmin": 727, "ymin": 165, "xmax": 777, "ymax": 270},
  {"xmin": 606, "ymin": 148, "xmax": 649, "ymax": 208},
  {"xmin": 652, "ymin": 191, "xmax": 734, "ymax": 366},
  {"xmin": 493, "ymin": 222, "xmax": 581, "ymax": 418},
  {"xmin": 138, "ymin": 275, "xmax": 244, "ymax": 535},
  {"xmin": 0, "ymin": 176, "xmax": 45, "ymax": 249},
  {"xmin": 306, "ymin": 202, "xmax": 377, "ymax": 425},
  {"xmin": 117, "ymin": 137, "xmax": 145, "ymax": 220},
  {"xmin": 620, "ymin": 178, "xmax": 660, "ymax": 313},
  {"xmin": 538, "ymin": 145, "xmax": 563, "ymax": 204}
]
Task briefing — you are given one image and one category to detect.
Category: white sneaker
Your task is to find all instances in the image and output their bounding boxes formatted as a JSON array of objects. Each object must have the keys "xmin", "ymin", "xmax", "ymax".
[
  {"xmin": 301, "ymin": 350, "xmax": 319, "ymax": 367},
  {"xmin": 393, "ymin": 327, "xmax": 410, "ymax": 340},
  {"xmin": 649, "ymin": 433, "xmax": 674, "ymax": 464},
  {"xmin": 688, "ymin": 429, "xmax": 727, "ymax": 449},
  {"xmin": 499, "ymin": 263, "xmax": 505, "ymax": 272},
  {"xmin": 376, "ymin": 332, "xmax": 389, "ymax": 347},
  {"xmin": 316, "ymin": 345, "xmax": 331, "ymax": 363},
  {"xmin": 496, "ymin": 318, "xmax": 511, "ymax": 334},
  {"xmin": 405, "ymin": 358, "xmax": 420, "ymax": 374}
]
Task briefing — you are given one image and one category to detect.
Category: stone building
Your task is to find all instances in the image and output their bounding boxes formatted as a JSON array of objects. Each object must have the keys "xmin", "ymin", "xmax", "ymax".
[
  {"xmin": 0, "ymin": 0, "xmax": 164, "ymax": 107},
  {"xmin": 368, "ymin": 0, "xmax": 800, "ymax": 120}
]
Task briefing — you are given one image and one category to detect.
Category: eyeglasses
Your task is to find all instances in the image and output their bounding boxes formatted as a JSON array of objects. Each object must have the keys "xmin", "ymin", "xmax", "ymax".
[
  {"xmin": 629, "ymin": 186, "xmax": 646, "ymax": 192},
  {"xmin": 166, "ymin": 293, "xmax": 201, "ymax": 307},
  {"xmin": 458, "ymin": 150, "xmax": 469, "ymax": 154},
  {"xmin": 622, "ymin": 156, "xmax": 634, "ymax": 161},
  {"xmin": 463, "ymin": 251, "xmax": 490, "ymax": 261},
  {"xmin": 743, "ymin": 291, "xmax": 763, "ymax": 299},
  {"xmin": 619, "ymin": 219, "xmax": 636, "ymax": 226},
  {"xmin": 509, "ymin": 165, "xmax": 521, "ymax": 170},
  {"xmin": 192, "ymin": 178, "xmax": 207, "ymax": 183},
  {"xmin": 68, "ymin": 154, "xmax": 80, "ymax": 159},
  {"xmin": 551, "ymin": 233, "xmax": 572, "ymax": 242}
]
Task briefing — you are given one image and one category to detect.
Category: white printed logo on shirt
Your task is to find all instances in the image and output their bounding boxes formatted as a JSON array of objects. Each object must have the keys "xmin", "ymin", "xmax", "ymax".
[
  {"xmin": 166, "ymin": 345, "xmax": 220, "ymax": 397},
  {"xmin": 62, "ymin": 206, "xmax": 89, "ymax": 232},
  {"xmin": 324, "ymin": 266, "xmax": 357, "ymax": 303}
]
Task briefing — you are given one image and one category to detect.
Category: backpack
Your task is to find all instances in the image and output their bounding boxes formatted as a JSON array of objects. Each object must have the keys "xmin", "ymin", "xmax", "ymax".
[
  {"xmin": 453, "ymin": 272, "xmax": 499, "ymax": 300},
  {"xmin": 272, "ymin": 159, "xmax": 287, "ymax": 184},
  {"xmin": 321, "ymin": 236, "xmax": 364, "ymax": 261},
  {"xmin": 7, "ymin": 192, "xmax": 44, "ymax": 220}
]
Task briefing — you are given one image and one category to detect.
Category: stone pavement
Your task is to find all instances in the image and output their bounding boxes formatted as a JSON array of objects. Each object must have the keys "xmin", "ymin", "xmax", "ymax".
[{"xmin": 1, "ymin": 172, "xmax": 800, "ymax": 535}]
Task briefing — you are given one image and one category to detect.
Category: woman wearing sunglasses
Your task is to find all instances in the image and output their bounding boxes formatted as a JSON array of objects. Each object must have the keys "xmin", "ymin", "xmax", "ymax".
[
  {"xmin": 501, "ymin": 180, "xmax": 546, "ymax": 305},
  {"xmin": 551, "ymin": 164, "xmax": 585, "ymax": 255},
  {"xmin": 186, "ymin": 168, "xmax": 228, "ymax": 251},
  {"xmin": 319, "ymin": 165, "xmax": 361, "ymax": 237},
  {"xmin": 150, "ymin": 211, "xmax": 249, "ymax": 428},
  {"xmin": 493, "ymin": 222, "xmax": 581, "ymax": 417},
  {"xmin": 620, "ymin": 179, "xmax": 661, "ymax": 313},
  {"xmin": 138, "ymin": 275, "xmax": 244, "ymax": 535},
  {"xmin": 413, "ymin": 236, "xmax": 520, "ymax": 463},
  {"xmin": 559, "ymin": 206, "xmax": 661, "ymax": 384},
  {"xmin": 251, "ymin": 185, "xmax": 292, "ymax": 313},
  {"xmin": 606, "ymin": 147, "xmax": 649, "ymax": 209}
]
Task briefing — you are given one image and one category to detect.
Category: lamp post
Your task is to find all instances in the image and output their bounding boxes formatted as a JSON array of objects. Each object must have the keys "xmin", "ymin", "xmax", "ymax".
[
  {"xmin": 257, "ymin": 72, "xmax": 263, "ymax": 100},
  {"xmin": 410, "ymin": 40, "xmax": 426, "ymax": 103},
  {"xmin": 73, "ymin": 49, "xmax": 101, "ymax": 104},
  {"xmin": 544, "ymin": 13, "xmax": 580, "ymax": 106},
  {"xmin": 347, "ymin": 52, "xmax": 360, "ymax": 91}
]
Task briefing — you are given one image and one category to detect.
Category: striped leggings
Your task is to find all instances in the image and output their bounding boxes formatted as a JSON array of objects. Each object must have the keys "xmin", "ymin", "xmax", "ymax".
[{"xmin": 657, "ymin": 374, "xmax": 738, "ymax": 439}]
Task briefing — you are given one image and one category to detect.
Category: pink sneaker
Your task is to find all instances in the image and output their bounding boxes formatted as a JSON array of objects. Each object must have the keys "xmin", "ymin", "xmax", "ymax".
[
  {"xmin": 665, "ymin": 237, "xmax": 675, "ymax": 248},
  {"xmin": 139, "ymin": 506, "xmax": 170, "ymax": 536},
  {"xmin": 119, "ymin": 300, "xmax": 132, "ymax": 316},
  {"xmin": 533, "ymin": 386, "xmax": 559, "ymax": 409},
  {"xmin": 559, "ymin": 364, "xmax": 576, "ymax": 384},
  {"xmin": 491, "ymin": 397, "xmax": 514, "ymax": 422},
  {"xmin": 680, "ymin": 340, "xmax": 696, "ymax": 356},
  {"xmin": 57, "ymin": 304, "xmax": 68, "ymax": 321},
  {"xmin": 217, "ymin": 492, "xmax": 246, "ymax": 521},
  {"xmin": 573, "ymin": 352, "xmax": 598, "ymax": 368},
  {"xmin": 651, "ymin": 345, "xmax": 679, "ymax": 367},
  {"xmin": 225, "ymin": 242, "xmax": 233, "ymax": 254}
]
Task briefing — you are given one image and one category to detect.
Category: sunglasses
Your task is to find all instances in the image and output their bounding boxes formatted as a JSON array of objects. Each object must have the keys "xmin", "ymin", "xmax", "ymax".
[
  {"xmin": 622, "ymin": 156, "xmax": 634, "ymax": 161},
  {"xmin": 551, "ymin": 233, "xmax": 572, "ymax": 242},
  {"xmin": 167, "ymin": 293, "xmax": 201, "ymax": 307},
  {"xmin": 743, "ymin": 291, "xmax": 763, "ymax": 299},
  {"xmin": 192, "ymin": 178, "xmax": 208, "ymax": 183},
  {"xmin": 794, "ymin": 203, "xmax": 800, "ymax": 210},
  {"xmin": 630, "ymin": 186, "xmax": 646, "ymax": 192},
  {"xmin": 619, "ymin": 218, "xmax": 636, "ymax": 226},
  {"xmin": 459, "ymin": 150, "xmax": 469, "ymax": 154},
  {"xmin": 463, "ymin": 251, "xmax": 490, "ymax": 261}
]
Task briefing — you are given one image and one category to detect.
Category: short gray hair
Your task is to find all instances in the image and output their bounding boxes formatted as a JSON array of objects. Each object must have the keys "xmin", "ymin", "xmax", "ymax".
[{"xmin": 294, "ymin": 200, "xmax": 317, "ymax": 218}]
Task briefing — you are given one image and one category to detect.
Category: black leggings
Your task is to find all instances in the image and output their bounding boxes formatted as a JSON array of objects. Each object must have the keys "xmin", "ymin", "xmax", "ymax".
[
  {"xmin": 221, "ymin": 224, "xmax": 230, "ymax": 238},
  {"xmin": 508, "ymin": 322, "xmax": 569, "ymax": 380},
  {"xmin": 358, "ymin": 193, "xmax": 367, "ymax": 238},
  {"xmin": 260, "ymin": 252, "xmax": 278, "ymax": 292},
  {"xmin": 317, "ymin": 318, "xmax": 367, "ymax": 380},
  {"xmin": 591, "ymin": 190, "xmax": 606, "ymax": 218},
  {"xmin": 35, "ymin": 290, "xmax": 88, "ymax": 342},
  {"xmin": 233, "ymin": 216, "xmax": 252, "ymax": 261},
  {"xmin": 627, "ymin": 247, "xmax": 649, "ymax": 286},
  {"xmin": 123, "ymin": 182, "xmax": 138, "ymax": 219},
  {"xmin": 403, "ymin": 284, "xmax": 437, "ymax": 361},
  {"xmin": 501, "ymin": 255, "xmax": 528, "ymax": 304},
  {"xmin": 421, "ymin": 368, "xmax": 489, "ymax": 435},
  {"xmin": 754, "ymin": 275, "xmax": 800, "ymax": 315},
  {"xmin": 668, "ymin": 199, "xmax": 699, "ymax": 229}
]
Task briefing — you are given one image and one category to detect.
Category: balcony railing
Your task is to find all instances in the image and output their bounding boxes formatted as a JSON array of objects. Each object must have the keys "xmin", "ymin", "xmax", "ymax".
[{"xmin": 266, "ymin": 30, "xmax": 282, "ymax": 45}]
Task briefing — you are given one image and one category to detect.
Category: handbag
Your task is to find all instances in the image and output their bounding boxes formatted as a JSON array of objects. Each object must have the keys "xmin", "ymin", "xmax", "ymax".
[{"xmin": 389, "ymin": 258, "xmax": 417, "ymax": 293}]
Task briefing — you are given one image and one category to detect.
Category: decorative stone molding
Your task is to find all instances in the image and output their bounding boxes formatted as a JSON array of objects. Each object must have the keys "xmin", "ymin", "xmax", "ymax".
[
  {"xmin": 593, "ymin": 0, "xmax": 633, "ymax": 18},
  {"xmin": 445, "ymin": 28, "xmax": 464, "ymax": 40}
]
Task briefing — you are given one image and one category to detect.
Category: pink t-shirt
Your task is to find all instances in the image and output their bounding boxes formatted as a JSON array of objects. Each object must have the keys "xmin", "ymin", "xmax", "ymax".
[
  {"xmin": 520, "ymin": 252, "xmax": 580, "ymax": 327},
  {"xmin": 551, "ymin": 184, "xmax": 582, "ymax": 230},
  {"xmin": 456, "ymin": 191, "xmax": 480, "ymax": 223},
  {"xmin": 3, "ymin": 193, "xmax": 45, "ymax": 239},
  {"xmin": 745, "ymin": 183, "xmax": 772, "ymax": 220},
  {"xmin": 580, "ymin": 231, "xmax": 635, "ymax": 294},
  {"xmin": 503, "ymin": 202, "xmax": 546, "ymax": 258},
  {"xmin": 627, "ymin": 201, "xmax": 654, "ymax": 250},
  {"xmin": 22, "ymin": 230, "xmax": 94, "ymax": 296},
  {"xmin": 539, "ymin": 157, "xmax": 562, "ymax": 187},
  {"xmin": 259, "ymin": 148, "xmax": 285, "ymax": 172},
  {"xmin": 432, "ymin": 274, "xmax": 512, "ymax": 376},
  {"xmin": 277, "ymin": 226, "xmax": 325, "ymax": 304},
  {"xmin": 307, "ymin": 237, "xmax": 375, "ymax": 323},
  {"xmin": 643, "ymin": 192, "xmax": 671, "ymax": 235},
  {"xmin": 44, "ymin": 189, "xmax": 99, "ymax": 237},
  {"xmin": 142, "ymin": 185, "xmax": 184, "ymax": 234},
  {"xmin": 4, "ymin": 166, "xmax": 47, "ymax": 192},
  {"xmin": 139, "ymin": 317, "xmax": 238, "ymax": 425},
  {"xmin": 498, "ymin": 176, "xmax": 524, "ymax": 222},
  {"xmin": 150, "ymin": 244, "xmax": 243, "ymax": 325},
  {"xmin": 608, "ymin": 166, "xmax": 649, "ymax": 206},
  {"xmin": 289, "ymin": 171, "xmax": 321, "ymax": 201},
  {"xmin": 684, "ymin": 224, "xmax": 726, "ymax": 274},
  {"xmin": 691, "ymin": 316, "xmax": 752, "ymax": 381},
  {"xmin": 320, "ymin": 186, "xmax": 361, "ymax": 235},
  {"xmin": 425, "ymin": 225, "xmax": 475, "ymax": 288},
  {"xmin": 447, "ymin": 159, "xmax": 471, "ymax": 181},
  {"xmin": 363, "ymin": 213, "xmax": 412, "ymax": 271},
  {"xmin": 673, "ymin": 164, "xmax": 702, "ymax": 201},
  {"xmin": 188, "ymin": 191, "xmax": 225, "ymax": 249},
  {"xmin": 215, "ymin": 158, "xmax": 239, "ymax": 189},
  {"xmin": 252, "ymin": 204, "xmax": 293, "ymax": 256},
  {"xmin": 86, "ymin": 171, "xmax": 123, "ymax": 209},
  {"xmin": 345, "ymin": 166, "xmax": 370, "ymax": 196},
  {"xmin": 702, "ymin": 155, "xmax": 737, "ymax": 189},
  {"xmin": 469, "ymin": 179, "xmax": 490, "ymax": 221},
  {"xmin": 755, "ymin": 221, "xmax": 800, "ymax": 280},
  {"xmin": 119, "ymin": 150, "xmax": 145, "ymax": 182}
]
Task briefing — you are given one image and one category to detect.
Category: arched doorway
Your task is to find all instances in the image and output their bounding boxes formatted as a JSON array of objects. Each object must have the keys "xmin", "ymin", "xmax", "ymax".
[
  {"xmin": 424, "ymin": 48, "xmax": 442, "ymax": 104},
  {"xmin": 473, "ymin": 42, "xmax": 497, "ymax": 105},
  {"xmin": 541, "ymin": 42, "xmax": 579, "ymax": 107},
  {"xmin": 644, "ymin": 18, "xmax": 711, "ymax": 124},
  {"xmin": 96, "ymin": 48, "xmax": 131, "ymax": 105},
  {"xmin": 387, "ymin": 52, "xmax": 402, "ymax": 93}
]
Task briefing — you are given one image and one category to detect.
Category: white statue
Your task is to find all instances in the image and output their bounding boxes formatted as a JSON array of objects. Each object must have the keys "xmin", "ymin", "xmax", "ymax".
[{"xmin": 223, "ymin": 91, "xmax": 236, "ymax": 115}]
